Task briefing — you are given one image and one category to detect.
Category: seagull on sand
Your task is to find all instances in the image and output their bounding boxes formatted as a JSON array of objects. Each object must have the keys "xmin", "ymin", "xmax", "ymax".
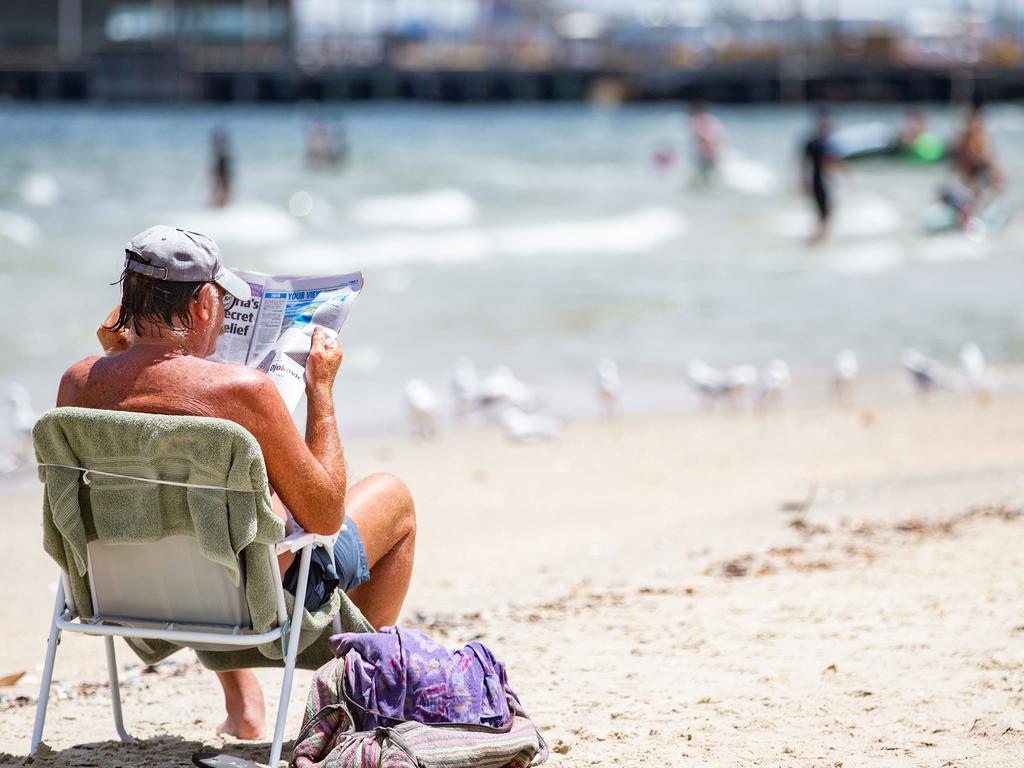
[
  {"xmin": 901, "ymin": 348, "xmax": 946, "ymax": 396},
  {"xmin": 687, "ymin": 360, "xmax": 757, "ymax": 406},
  {"xmin": 403, "ymin": 379, "xmax": 442, "ymax": 439},
  {"xmin": 831, "ymin": 349, "xmax": 859, "ymax": 403},
  {"xmin": 595, "ymin": 359, "xmax": 621, "ymax": 418},
  {"xmin": 755, "ymin": 359, "xmax": 791, "ymax": 408},
  {"xmin": 686, "ymin": 360, "xmax": 723, "ymax": 400},
  {"xmin": 451, "ymin": 358, "xmax": 481, "ymax": 416},
  {"xmin": 478, "ymin": 367, "xmax": 536, "ymax": 412},
  {"xmin": 498, "ymin": 407, "xmax": 561, "ymax": 443},
  {"xmin": 960, "ymin": 342, "xmax": 991, "ymax": 402}
]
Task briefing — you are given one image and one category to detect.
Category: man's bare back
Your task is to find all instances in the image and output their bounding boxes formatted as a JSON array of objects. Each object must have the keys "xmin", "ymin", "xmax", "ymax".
[
  {"xmin": 61, "ymin": 333, "xmax": 346, "ymax": 534},
  {"xmin": 61, "ymin": 350, "xmax": 246, "ymax": 418}
]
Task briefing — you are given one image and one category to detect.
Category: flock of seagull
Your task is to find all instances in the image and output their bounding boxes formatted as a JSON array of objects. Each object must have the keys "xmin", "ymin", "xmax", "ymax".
[
  {"xmin": 403, "ymin": 342, "xmax": 995, "ymax": 442},
  {"xmin": 404, "ymin": 360, "xmax": 569, "ymax": 443},
  {"xmin": 900, "ymin": 342, "xmax": 992, "ymax": 400},
  {"xmin": 0, "ymin": 341, "xmax": 999, "ymax": 471}
]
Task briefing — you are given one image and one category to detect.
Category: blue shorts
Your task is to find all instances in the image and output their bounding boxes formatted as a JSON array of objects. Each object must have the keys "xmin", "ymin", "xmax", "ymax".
[{"xmin": 282, "ymin": 517, "xmax": 370, "ymax": 611}]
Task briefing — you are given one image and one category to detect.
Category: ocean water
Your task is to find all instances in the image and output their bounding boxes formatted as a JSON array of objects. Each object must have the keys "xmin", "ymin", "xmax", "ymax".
[{"xmin": 3, "ymin": 101, "xmax": 1024, "ymax": 437}]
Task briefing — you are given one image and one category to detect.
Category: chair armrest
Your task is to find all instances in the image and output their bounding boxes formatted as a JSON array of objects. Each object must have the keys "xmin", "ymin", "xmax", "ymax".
[{"xmin": 275, "ymin": 526, "xmax": 342, "ymax": 555}]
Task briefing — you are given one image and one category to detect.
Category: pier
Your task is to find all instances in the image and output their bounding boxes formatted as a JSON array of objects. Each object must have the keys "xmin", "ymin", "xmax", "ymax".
[{"xmin": 3, "ymin": 0, "xmax": 1024, "ymax": 103}]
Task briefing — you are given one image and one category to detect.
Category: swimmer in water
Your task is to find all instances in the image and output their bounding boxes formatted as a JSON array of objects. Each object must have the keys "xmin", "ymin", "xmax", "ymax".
[
  {"xmin": 689, "ymin": 100, "xmax": 723, "ymax": 187},
  {"xmin": 652, "ymin": 141, "xmax": 677, "ymax": 174},
  {"xmin": 801, "ymin": 108, "xmax": 845, "ymax": 243},
  {"xmin": 306, "ymin": 119, "xmax": 346, "ymax": 169},
  {"xmin": 210, "ymin": 128, "xmax": 232, "ymax": 208}
]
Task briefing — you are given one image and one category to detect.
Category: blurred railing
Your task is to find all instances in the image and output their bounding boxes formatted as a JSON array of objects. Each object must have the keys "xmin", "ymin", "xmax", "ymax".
[{"xmin": 4, "ymin": 11, "xmax": 1024, "ymax": 102}]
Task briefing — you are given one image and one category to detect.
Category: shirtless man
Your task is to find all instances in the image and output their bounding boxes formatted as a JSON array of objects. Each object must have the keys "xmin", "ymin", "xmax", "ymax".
[
  {"xmin": 56, "ymin": 226, "xmax": 416, "ymax": 740},
  {"xmin": 935, "ymin": 105, "xmax": 1005, "ymax": 230},
  {"xmin": 952, "ymin": 104, "xmax": 1003, "ymax": 192},
  {"xmin": 689, "ymin": 100, "xmax": 723, "ymax": 186}
]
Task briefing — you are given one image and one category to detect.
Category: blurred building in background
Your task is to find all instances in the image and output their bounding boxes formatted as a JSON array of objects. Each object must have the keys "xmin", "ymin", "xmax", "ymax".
[
  {"xmin": 2, "ymin": 0, "xmax": 1024, "ymax": 102},
  {"xmin": 0, "ymin": 0, "xmax": 292, "ymax": 99}
]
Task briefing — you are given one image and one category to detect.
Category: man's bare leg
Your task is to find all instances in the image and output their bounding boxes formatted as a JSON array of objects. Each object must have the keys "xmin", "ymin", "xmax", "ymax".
[
  {"xmin": 215, "ymin": 669, "xmax": 266, "ymax": 739},
  {"xmin": 212, "ymin": 472, "xmax": 415, "ymax": 736},
  {"xmin": 344, "ymin": 472, "xmax": 417, "ymax": 629}
]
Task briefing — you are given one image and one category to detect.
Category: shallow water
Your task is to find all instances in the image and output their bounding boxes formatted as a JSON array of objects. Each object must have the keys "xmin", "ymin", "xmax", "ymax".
[{"xmin": 2, "ymin": 101, "xmax": 1024, "ymax": 437}]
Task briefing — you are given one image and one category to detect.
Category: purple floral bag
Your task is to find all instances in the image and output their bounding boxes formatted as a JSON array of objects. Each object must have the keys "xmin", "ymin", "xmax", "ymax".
[
  {"xmin": 328, "ymin": 626, "xmax": 523, "ymax": 730},
  {"xmin": 292, "ymin": 627, "xmax": 547, "ymax": 768}
]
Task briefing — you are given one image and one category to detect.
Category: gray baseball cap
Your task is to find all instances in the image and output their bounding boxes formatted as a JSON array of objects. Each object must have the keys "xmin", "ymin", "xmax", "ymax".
[{"xmin": 124, "ymin": 225, "xmax": 251, "ymax": 301}]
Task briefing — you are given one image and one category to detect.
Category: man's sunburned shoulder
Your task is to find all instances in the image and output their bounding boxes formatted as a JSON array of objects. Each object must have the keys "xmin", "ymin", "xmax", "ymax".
[
  {"xmin": 60, "ymin": 353, "xmax": 275, "ymax": 405},
  {"xmin": 64, "ymin": 354, "xmax": 103, "ymax": 374},
  {"xmin": 162, "ymin": 356, "xmax": 276, "ymax": 404},
  {"xmin": 217, "ymin": 362, "xmax": 277, "ymax": 399},
  {"xmin": 58, "ymin": 355, "xmax": 104, "ymax": 394},
  {"xmin": 203, "ymin": 363, "xmax": 291, "ymax": 435}
]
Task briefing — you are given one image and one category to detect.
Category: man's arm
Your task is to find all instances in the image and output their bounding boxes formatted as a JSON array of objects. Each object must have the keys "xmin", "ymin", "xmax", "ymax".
[
  {"xmin": 300, "ymin": 326, "xmax": 347, "ymax": 528},
  {"xmin": 231, "ymin": 328, "xmax": 346, "ymax": 535}
]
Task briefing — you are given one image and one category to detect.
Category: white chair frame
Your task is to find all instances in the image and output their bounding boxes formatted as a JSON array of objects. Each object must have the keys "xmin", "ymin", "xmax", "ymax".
[{"xmin": 29, "ymin": 470, "xmax": 344, "ymax": 767}]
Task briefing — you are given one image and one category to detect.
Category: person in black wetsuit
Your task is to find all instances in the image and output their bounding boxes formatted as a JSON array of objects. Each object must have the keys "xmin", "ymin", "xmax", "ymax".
[{"xmin": 801, "ymin": 109, "xmax": 844, "ymax": 242}]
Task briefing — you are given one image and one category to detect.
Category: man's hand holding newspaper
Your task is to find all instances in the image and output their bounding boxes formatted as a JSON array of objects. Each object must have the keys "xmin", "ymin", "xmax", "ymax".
[{"xmin": 306, "ymin": 325, "xmax": 343, "ymax": 400}]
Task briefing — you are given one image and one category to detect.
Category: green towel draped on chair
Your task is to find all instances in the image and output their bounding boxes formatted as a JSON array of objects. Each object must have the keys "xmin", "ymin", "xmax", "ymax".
[{"xmin": 33, "ymin": 406, "xmax": 371, "ymax": 670}]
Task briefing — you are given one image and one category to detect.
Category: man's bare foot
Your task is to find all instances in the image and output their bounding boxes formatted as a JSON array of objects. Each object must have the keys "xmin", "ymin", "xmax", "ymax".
[{"xmin": 216, "ymin": 713, "xmax": 265, "ymax": 740}]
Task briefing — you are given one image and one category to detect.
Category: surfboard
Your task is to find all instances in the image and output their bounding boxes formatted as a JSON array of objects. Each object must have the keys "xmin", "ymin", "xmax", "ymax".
[
  {"xmin": 830, "ymin": 123, "xmax": 898, "ymax": 160},
  {"xmin": 832, "ymin": 123, "xmax": 945, "ymax": 163}
]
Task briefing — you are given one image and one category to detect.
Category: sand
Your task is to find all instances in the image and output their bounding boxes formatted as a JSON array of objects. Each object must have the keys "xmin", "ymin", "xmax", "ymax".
[{"xmin": 2, "ymin": 392, "xmax": 1024, "ymax": 766}]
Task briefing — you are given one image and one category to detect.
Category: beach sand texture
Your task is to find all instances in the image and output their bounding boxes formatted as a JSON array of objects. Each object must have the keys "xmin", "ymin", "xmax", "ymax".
[{"xmin": 2, "ymin": 396, "xmax": 1024, "ymax": 766}]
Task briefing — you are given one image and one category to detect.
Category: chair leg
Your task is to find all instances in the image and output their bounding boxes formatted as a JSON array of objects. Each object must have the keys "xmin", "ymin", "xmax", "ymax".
[
  {"xmin": 30, "ymin": 583, "xmax": 65, "ymax": 756},
  {"xmin": 104, "ymin": 636, "xmax": 134, "ymax": 743},
  {"xmin": 269, "ymin": 546, "xmax": 312, "ymax": 767}
]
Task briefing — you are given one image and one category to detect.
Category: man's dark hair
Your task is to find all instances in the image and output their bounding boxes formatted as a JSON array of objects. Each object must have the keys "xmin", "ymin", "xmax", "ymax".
[{"xmin": 105, "ymin": 260, "xmax": 206, "ymax": 335}]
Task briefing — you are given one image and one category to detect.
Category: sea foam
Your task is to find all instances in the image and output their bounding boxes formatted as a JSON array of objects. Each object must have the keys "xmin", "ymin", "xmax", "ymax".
[
  {"xmin": 348, "ymin": 188, "xmax": 478, "ymax": 229},
  {"xmin": 168, "ymin": 201, "xmax": 302, "ymax": 247},
  {"xmin": 0, "ymin": 210, "xmax": 41, "ymax": 248}
]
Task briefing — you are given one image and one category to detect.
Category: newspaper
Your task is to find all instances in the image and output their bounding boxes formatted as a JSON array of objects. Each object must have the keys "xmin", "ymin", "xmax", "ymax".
[{"xmin": 214, "ymin": 269, "xmax": 363, "ymax": 411}]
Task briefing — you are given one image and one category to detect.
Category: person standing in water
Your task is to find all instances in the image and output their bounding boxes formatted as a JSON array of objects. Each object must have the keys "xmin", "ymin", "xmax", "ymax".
[
  {"xmin": 942, "ymin": 103, "xmax": 1005, "ymax": 229},
  {"xmin": 210, "ymin": 128, "xmax": 232, "ymax": 208},
  {"xmin": 689, "ymin": 100, "xmax": 723, "ymax": 187},
  {"xmin": 952, "ymin": 103, "xmax": 1003, "ymax": 191},
  {"xmin": 801, "ymin": 109, "xmax": 845, "ymax": 243}
]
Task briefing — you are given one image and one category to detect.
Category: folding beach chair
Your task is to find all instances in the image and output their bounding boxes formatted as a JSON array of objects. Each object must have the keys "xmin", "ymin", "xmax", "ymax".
[{"xmin": 29, "ymin": 407, "xmax": 362, "ymax": 767}]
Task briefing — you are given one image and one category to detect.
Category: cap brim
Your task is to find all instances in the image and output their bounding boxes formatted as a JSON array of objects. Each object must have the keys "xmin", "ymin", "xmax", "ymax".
[{"xmin": 213, "ymin": 268, "xmax": 252, "ymax": 302}]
